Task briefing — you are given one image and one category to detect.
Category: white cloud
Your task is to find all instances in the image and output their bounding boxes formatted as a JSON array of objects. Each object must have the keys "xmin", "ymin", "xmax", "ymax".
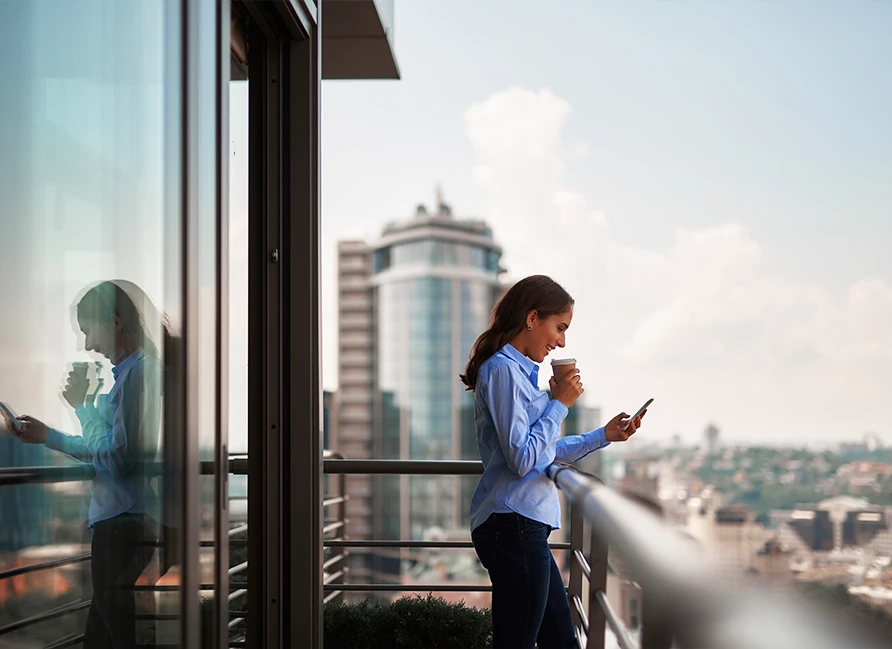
[{"xmin": 464, "ymin": 87, "xmax": 892, "ymax": 444}]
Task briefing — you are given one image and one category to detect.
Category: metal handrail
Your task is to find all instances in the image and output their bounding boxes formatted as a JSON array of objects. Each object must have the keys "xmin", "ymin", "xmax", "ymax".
[
  {"xmin": 0, "ymin": 551, "xmax": 91, "ymax": 581},
  {"xmin": 0, "ymin": 458, "xmax": 247, "ymax": 486},
  {"xmin": 548, "ymin": 463, "xmax": 884, "ymax": 649},
  {"xmin": 324, "ymin": 539, "xmax": 570, "ymax": 549},
  {"xmin": 594, "ymin": 590, "xmax": 636, "ymax": 649},
  {"xmin": 0, "ymin": 599, "xmax": 91, "ymax": 636},
  {"xmin": 325, "ymin": 584, "xmax": 494, "ymax": 593},
  {"xmin": 323, "ymin": 458, "xmax": 483, "ymax": 475}
]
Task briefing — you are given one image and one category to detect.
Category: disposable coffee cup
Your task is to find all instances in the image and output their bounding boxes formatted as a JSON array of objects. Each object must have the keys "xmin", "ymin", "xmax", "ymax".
[
  {"xmin": 71, "ymin": 362, "xmax": 89, "ymax": 382},
  {"xmin": 551, "ymin": 358, "xmax": 577, "ymax": 382}
]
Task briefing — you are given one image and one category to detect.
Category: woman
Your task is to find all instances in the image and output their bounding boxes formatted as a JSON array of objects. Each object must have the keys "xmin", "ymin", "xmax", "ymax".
[
  {"xmin": 1, "ymin": 280, "xmax": 169, "ymax": 649},
  {"xmin": 460, "ymin": 275, "xmax": 645, "ymax": 649}
]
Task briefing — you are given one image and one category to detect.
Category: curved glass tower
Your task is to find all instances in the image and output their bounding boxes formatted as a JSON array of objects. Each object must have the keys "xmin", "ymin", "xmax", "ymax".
[{"xmin": 371, "ymin": 198, "xmax": 503, "ymax": 550}]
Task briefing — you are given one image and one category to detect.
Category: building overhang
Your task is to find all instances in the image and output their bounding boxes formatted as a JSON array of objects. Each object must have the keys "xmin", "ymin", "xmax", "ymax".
[{"xmin": 322, "ymin": 0, "xmax": 399, "ymax": 80}]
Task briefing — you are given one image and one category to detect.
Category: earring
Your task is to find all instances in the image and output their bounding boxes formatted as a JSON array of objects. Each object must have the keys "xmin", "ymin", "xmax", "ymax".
[
  {"xmin": 527, "ymin": 325, "xmax": 532, "ymax": 331},
  {"xmin": 116, "ymin": 328, "xmax": 123, "ymax": 334}
]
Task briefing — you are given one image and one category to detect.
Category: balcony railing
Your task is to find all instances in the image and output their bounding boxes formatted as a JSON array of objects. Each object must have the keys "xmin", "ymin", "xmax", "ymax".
[
  {"xmin": 0, "ymin": 459, "xmax": 249, "ymax": 649},
  {"xmin": 2, "ymin": 456, "xmax": 883, "ymax": 648}
]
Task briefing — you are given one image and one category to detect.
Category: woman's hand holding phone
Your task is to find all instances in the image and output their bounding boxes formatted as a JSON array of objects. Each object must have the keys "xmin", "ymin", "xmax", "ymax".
[
  {"xmin": 1, "ymin": 412, "xmax": 48, "ymax": 444},
  {"xmin": 549, "ymin": 369, "xmax": 584, "ymax": 409},
  {"xmin": 604, "ymin": 409, "xmax": 646, "ymax": 443}
]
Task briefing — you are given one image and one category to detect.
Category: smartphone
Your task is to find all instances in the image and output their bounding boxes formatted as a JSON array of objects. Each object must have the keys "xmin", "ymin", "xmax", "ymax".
[
  {"xmin": 0, "ymin": 401, "xmax": 24, "ymax": 433},
  {"xmin": 621, "ymin": 398, "xmax": 653, "ymax": 431}
]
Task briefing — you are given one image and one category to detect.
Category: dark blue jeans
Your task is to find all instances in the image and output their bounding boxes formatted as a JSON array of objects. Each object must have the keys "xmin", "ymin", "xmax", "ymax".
[{"xmin": 472, "ymin": 512, "xmax": 576, "ymax": 649}]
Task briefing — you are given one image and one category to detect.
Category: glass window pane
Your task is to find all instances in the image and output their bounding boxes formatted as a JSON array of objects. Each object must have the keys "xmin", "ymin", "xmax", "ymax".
[{"xmin": 0, "ymin": 1, "xmax": 184, "ymax": 645}]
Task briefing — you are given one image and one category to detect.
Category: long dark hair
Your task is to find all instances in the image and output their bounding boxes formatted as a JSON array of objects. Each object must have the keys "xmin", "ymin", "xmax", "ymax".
[
  {"xmin": 75, "ymin": 280, "xmax": 171, "ymax": 360},
  {"xmin": 460, "ymin": 275, "xmax": 574, "ymax": 391}
]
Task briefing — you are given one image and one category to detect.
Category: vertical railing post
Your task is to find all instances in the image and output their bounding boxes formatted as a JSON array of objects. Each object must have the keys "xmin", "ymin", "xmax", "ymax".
[
  {"xmin": 587, "ymin": 524, "xmax": 608, "ymax": 649},
  {"xmin": 568, "ymin": 499, "xmax": 585, "ymax": 635}
]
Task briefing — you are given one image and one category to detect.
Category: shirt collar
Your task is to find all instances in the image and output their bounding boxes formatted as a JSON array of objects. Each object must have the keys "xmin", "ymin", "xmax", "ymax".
[
  {"xmin": 499, "ymin": 343, "xmax": 539, "ymax": 387},
  {"xmin": 112, "ymin": 348, "xmax": 146, "ymax": 379}
]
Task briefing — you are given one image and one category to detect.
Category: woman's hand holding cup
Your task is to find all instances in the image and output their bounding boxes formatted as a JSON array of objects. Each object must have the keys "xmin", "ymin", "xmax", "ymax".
[
  {"xmin": 549, "ymin": 368, "xmax": 584, "ymax": 409},
  {"xmin": 63, "ymin": 363, "xmax": 90, "ymax": 409}
]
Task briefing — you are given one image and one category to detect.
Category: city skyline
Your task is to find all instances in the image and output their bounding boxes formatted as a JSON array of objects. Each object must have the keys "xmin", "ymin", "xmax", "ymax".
[{"xmin": 320, "ymin": 1, "xmax": 892, "ymax": 446}]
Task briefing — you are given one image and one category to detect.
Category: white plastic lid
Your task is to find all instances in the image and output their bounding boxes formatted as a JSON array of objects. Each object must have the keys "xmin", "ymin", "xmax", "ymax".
[{"xmin": 551, "ymin": 358, "xmax": 576, "ymax": 366}]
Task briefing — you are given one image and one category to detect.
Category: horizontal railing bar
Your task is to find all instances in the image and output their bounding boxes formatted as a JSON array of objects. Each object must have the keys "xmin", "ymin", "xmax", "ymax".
[
  {"xmin": 0, "ymin": 458, "xmax": 247, "ymax": 487},
  {"xmin": 129, "ymin": 582, "xmax": 247, "ymax": 592},
  {"xmin": 196, "ymin": 538, "xmax": 246, "ymax": 547},
  {"xmin": 324, "ymin": 459, "xmax": 483, "ymax": 475},
  {"xmin": 323, "ymin": 569, "xmax": 346, "ymax": 585},
  {"xmin": 324, "ymin": 584, "xmax": 493, "ymax": 592},
  {"xmin": 571, "ymin": 594, "xmax": 589, "ymax": 635},
  {"xmin": 0, "ymin": 464, "xmax": 95, "ymax": 486},
  {"xmin": 45, "ymin": 634, "xmax": 86, "ymax": 649},
  {"xmin": 323, "ymin": 496, "xmax": 348, "ymax": 507},
  {"xmin": 229, "ymin": 561, "xmax": 249, "ymax": 577},
  {"xmin": 322, "ymin": 521, "xmax": 346, "ymax": 535},
  {"xmin": 229, "ymin": 588, "xmax": 248, "ymax": 603},
  {"xmin": 229, "ymin": 617, "xmax": 246, "ymax": 630},
  {"xmin": 573, "ymin": 549, "xmax": 591, "ymax": 582},
  {"xmin": 0, "ymin": 599, "xmax": 91, "ymax": 635},
  {"xmin": 228, "ymin": 524, "xmax": 249, "ymax": 536},
  {"xmin": 323, "ymin": 590, "xmax": 342, "ymax": 605},
  {"xmin": 0, "ymin": 551, "xmax": 91, "ymax": 581},
  {"xmin": 322, "ymin": 553, "xmax": 347, "ymax": 570},
  {"xmin": 324, "ymin": 539, "xmax": 570, "ymax": 550},
  {"xmin": 595, "ymin": 590, "xmax": 636, "ymax": 649}
]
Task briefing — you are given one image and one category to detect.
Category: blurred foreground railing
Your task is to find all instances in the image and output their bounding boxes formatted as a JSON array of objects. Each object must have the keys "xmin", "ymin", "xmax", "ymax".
[{"xmin": 548, "ymin": 462, "xmax": 885, "ymax": 649}]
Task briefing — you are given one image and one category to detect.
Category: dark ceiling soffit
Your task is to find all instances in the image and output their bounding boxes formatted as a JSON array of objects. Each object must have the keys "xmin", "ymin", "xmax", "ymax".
[{"xmin": 321, "ymin": 1, "xmax": 398, "ymax": 80}]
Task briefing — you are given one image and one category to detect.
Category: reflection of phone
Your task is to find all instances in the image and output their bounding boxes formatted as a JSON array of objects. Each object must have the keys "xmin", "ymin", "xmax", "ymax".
[
  {"xmin": 0, "ymin": 402, "xmax": 24, "ymax": 433},
  {"xmin": 622, "ymin": 398, "xmax": 653, "ymax": 431}
]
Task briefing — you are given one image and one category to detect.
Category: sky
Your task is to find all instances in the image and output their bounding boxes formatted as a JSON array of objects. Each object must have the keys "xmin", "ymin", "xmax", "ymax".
[{"xmin": 319, "ymin": 0, "xmax": 892, "ymax": 447}]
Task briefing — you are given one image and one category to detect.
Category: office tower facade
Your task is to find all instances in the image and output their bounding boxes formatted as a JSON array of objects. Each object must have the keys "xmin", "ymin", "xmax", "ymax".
[
  {"xmin": 334, "ymin": 196, "xmax": 503, "ymax": 580},
  {"xmin": 333, "ymin": 240, "xmax": 376, "ymax": 583}
]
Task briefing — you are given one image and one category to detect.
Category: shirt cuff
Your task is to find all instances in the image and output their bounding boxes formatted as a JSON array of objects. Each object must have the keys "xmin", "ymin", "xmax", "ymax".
[
  {"xmin": 46, "ymin": 428, "xmax": 69, "ymax": 453},
  {"xmin": 585, "ymin": 426, "xmax": 610, "ymax": 451},
  {"xmin": 547, "ymin": 399, "xmax": 569, "ymax": 421}
]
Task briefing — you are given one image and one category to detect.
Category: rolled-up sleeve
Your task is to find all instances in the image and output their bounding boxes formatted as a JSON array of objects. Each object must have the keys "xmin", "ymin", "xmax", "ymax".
[{"xmin": 484, "ymin": 365, "xmax": 568, "ymax": 477}]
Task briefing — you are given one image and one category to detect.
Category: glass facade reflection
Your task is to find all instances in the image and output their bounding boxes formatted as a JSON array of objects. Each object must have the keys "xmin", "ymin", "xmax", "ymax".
[
  {"xmin": 372, "ymin": 201, "xmax": 502, "ymax": 555},
  {"xmin": 0, "ymin": 0, "xmax": 399, "ymax": 643},
  {"xmin": 0, "ymin": 1, "xmax": 225, "ymax": 646}
]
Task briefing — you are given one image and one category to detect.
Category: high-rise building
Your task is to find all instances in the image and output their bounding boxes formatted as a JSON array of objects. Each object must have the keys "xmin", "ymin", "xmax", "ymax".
[
  {"xmin": 704, "ymin": 423, "xmax": 720, "ymax": 455},
  {"xmin": 333, "ymin": 194, "xmax": 503, "ymax": 581},
  {"xmin": 332, "ymin": 240, "xmax": 376, "ymax": 583}
]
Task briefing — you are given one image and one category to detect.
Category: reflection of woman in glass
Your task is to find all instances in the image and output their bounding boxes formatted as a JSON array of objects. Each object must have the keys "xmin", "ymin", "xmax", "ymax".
[{"xmin": 1, "ymin": 280, "xmax": 170, "ymax": 649}]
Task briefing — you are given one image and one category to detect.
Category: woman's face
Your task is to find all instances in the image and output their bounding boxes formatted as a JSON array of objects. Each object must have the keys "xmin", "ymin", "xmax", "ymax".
[
  {"xmin": 526, "ymin": 307, "xmax": 573, "ymax": 363},
  {"xmin": 77, "ymin": 313, "xmax": 120, "ymax": 362}
]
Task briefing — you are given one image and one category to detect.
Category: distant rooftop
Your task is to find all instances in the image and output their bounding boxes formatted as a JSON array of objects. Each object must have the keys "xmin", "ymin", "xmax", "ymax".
[{"xmin": 380, "ymin": 187, "xmax": 494, "ymax": 240}]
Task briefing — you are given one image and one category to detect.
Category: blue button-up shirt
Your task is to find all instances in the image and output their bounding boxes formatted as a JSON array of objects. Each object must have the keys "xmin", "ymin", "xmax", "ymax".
[
  {"xmin": 46, "ymin": 349, "xmax": 163, "ymax": 527},
  {"xmin": 469, "ymin": 343, "xmax": 609, "ymax": 531}
]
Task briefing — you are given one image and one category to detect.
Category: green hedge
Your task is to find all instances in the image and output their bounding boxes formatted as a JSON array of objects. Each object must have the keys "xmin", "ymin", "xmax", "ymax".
[{"xmin": 324, "ymin": 595, "xmax": 492, "ymax": 649}]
